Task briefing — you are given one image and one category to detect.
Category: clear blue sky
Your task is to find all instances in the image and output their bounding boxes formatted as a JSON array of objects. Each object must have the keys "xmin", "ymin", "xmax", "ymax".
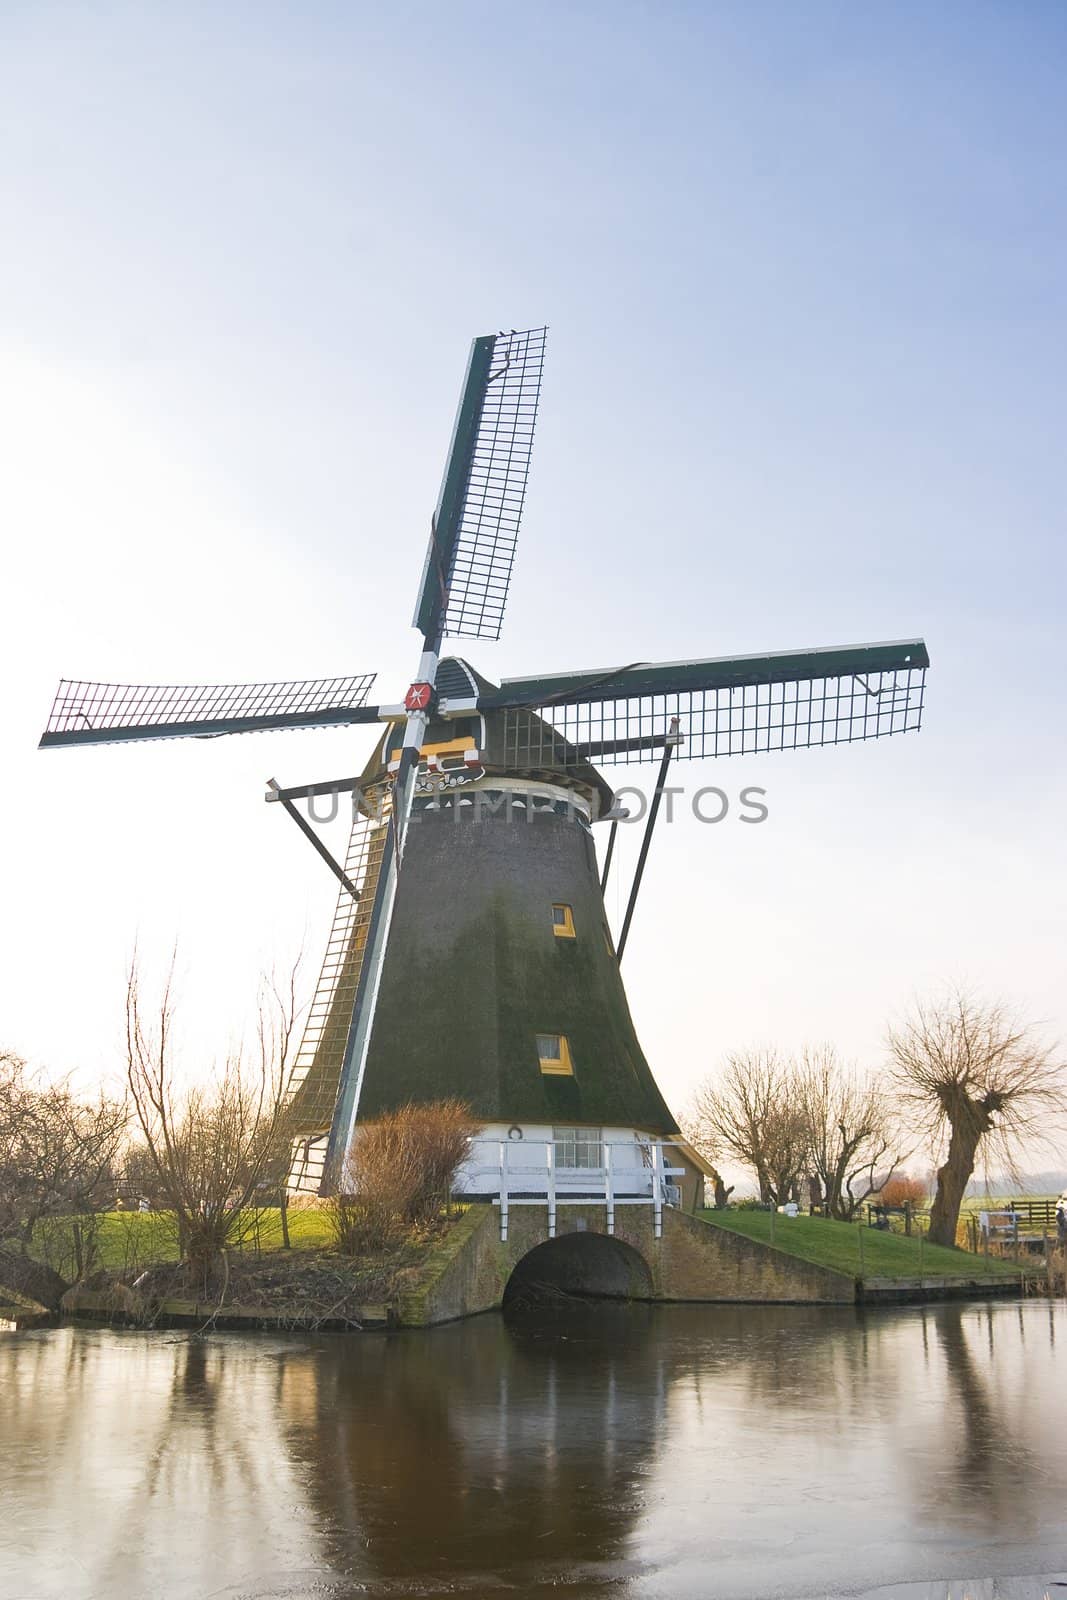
[{"xmin": 2, "ymin": 2, "xmax": 1065, "ymax": 1108}]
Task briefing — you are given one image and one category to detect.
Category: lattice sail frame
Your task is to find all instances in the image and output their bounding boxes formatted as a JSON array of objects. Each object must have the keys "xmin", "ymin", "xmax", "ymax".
[
  {"xmin": 501, "ymin": 664, "xmax": 927, "ymax": 768},
  {"xmin": 284, "ymin": 783, "xmax": 394, "ymax": 1191},
  {"xmin": 435, "ymin": 326, "xmax": 547, "ymax": 642},
  {"xmin": 42, "ymin": 674, "xmax": 378, "ymax": 744}
]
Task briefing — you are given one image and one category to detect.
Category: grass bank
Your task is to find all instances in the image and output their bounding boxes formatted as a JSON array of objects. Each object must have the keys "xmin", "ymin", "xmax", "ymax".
[
  {"xmin": 32, "ymin": 1206, "xmax": 334, "ymax": 1279},
  {"xmin": 699, "ymin": 1209, "xmax": 1026, "ymax": 1282}
]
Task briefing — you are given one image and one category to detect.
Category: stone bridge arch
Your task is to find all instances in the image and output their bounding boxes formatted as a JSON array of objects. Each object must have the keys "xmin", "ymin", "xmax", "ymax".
[{"xmin": 502, "ymin": 1230, "xmax": 653, "ymax": 1308}]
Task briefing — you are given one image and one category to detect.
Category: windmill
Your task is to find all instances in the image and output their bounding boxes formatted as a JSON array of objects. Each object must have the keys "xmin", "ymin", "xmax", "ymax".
[{"xmin": 40, "ymin": 326, "xmax": 929, "ymax": 1196}]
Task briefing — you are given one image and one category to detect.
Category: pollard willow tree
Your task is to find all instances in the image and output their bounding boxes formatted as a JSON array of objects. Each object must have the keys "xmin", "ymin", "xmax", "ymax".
[{"xmin": 887, "ymin": 989, "xmax": 1067, "ymax": 1248}]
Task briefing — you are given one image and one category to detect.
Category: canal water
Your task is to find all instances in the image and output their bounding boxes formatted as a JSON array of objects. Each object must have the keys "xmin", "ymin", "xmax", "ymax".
[{"xmin": 2, "ymin": 1300, "xmax": 1065, "ymax": 1600}]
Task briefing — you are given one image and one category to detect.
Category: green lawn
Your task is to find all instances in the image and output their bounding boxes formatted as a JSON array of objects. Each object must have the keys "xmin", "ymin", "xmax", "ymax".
[
  {"xmin": 32, "ymin": 1206, "xmax": 335, "ymax": 1278},
  {"xmin": 698, "ymin": 1208, "xmax": 1026, "ymax": 1282}
]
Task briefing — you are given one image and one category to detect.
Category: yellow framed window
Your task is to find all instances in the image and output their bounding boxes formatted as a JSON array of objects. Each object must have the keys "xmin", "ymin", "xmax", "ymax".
[
  {"xmin": 551, "ymin": 903, "xmax": 576, "ymax": 938},
  {"xmin": 536, "ymin": 1033, "xmax": 574, "ymax": 1076}
]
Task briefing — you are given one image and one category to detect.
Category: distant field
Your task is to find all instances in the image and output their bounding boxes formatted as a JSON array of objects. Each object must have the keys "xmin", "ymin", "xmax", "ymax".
[
  {"xmin": 699, "ymin": 1208, "xmax": 1025, "ymax": 1282},
  {"xmin": 32, "ymin": 1206, "xmax": 334, "ymax": 1277}
]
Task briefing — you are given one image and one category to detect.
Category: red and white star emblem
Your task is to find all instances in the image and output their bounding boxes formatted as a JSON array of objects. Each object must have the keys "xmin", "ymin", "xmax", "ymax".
[{"xmin": 404, "ymin": 682, "xmax": 433, "ymax": 712}]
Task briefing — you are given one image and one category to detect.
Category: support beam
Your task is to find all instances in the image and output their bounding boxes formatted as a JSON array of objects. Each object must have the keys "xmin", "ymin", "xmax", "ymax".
[
  {"xmin": 616, "ymin": 720, "xmax": 680, "ymax": 962},
  {"xmin": 265, "ymin": 775, "xmax": 365, "ymax": 804},
  {"xmin": 599, "ymin": 819, "xmax": 619, "ymax": 893},
  {"xmin": 266, "ymin": 780, "xmax": 360, "ymax": 900}
]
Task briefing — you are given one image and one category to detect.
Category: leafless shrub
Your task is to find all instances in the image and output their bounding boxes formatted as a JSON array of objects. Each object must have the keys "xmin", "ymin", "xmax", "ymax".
[
  {"xmin": 118, "ymin": 1138, "xmax": 172, "ymax": 1208},
  {"xmin": 329, "ymin": 1099, "xmax": 476, "ymax": 1256},
  {"xmin": 125, "ymin": 956, "xmax": 299, "ymax": 1289},
  {"xmin": 876, "ymin": 1173, "xmax": 929, "ymax": 1210},
  {"xmin": 888, "ymin": 987, "xmax": 1067, "ymax": 1248}
]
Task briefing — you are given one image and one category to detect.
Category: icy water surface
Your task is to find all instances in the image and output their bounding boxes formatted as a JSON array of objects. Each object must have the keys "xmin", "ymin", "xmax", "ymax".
[{"xmin": 2, "ymin": 1300, "xmax": 1066, "ymax": 1600}]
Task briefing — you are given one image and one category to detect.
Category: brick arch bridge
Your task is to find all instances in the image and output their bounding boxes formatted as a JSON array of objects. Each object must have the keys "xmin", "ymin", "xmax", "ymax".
[{"xmin": 397, "ymin": 1203, "xmax": 855, "ymax": 1326}]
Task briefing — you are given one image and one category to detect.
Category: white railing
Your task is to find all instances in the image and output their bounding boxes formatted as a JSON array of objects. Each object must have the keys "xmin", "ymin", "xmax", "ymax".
[{"xmin": 463, "ymin": 1138, "xmax": 686, "ymax": 1242}]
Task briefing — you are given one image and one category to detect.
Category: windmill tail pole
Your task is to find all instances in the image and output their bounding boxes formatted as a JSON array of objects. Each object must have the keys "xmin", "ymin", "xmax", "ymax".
[
  {"xmin": 616, "ymin": 719, "xmax": 680, "ymax": 962},
  {"xmin": 320, "ymin": 645, "xmax": 439, "ymax": 1192}
]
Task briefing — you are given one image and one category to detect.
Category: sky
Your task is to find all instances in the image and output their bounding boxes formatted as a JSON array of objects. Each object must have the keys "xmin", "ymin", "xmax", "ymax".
[{"xmin": 2, "ymin": 2, "xmax": 1066, "ymax": 1128}]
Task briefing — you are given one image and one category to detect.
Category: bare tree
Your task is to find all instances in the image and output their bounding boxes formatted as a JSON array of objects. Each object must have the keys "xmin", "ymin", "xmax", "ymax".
[
  {"xmin": 688, "ymin": 1051, "xmax": 807, "ymax": 1206},
  {"xmin": 676, "ymin": 1118, "xmax": 734, "ymax": 1208},
  {"xmin": 0, "ymin": 1050, "xmax": 126, "ymax": 1295},
  {"xmin": 795, "ymin": 1047, "xmax": 902, "ymax": 1221},
  {"xmin": 887, "ymin": 989, "xmax": 1067, "ymax": 1248},
  {"xmin": 125, "ymin": 958, "xmax": 299, "ymax": 1288},
  {"xmin": 118, "ymin": 1138, "xmax": 172, "ymax": 1208}
]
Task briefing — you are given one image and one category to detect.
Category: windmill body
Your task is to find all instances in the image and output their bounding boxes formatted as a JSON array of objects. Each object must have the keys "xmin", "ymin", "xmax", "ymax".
[
  {"xmin": 39, "ymin": 327, "xmax": 930, "ymax": 1199},
  {"xmin": 285, "ymin": 660, "xmax": 679, "ymax": 1197}
]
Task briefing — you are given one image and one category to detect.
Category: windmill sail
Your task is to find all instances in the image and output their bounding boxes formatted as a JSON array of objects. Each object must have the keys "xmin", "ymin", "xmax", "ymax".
[
  {"xmin": 39, "ymin": 674, "xmax": 379, "ymax": 748},
  {"xmin": 413, "ymin": 326, "xmax": 547, "ymax": 644},
  {"xmin": 485, "ymin": 640, "xmax": 928, "ymax": 768},
  {"xmin": 310, "ymin": 326, "xmax": 549, "ymax": 1188}
]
